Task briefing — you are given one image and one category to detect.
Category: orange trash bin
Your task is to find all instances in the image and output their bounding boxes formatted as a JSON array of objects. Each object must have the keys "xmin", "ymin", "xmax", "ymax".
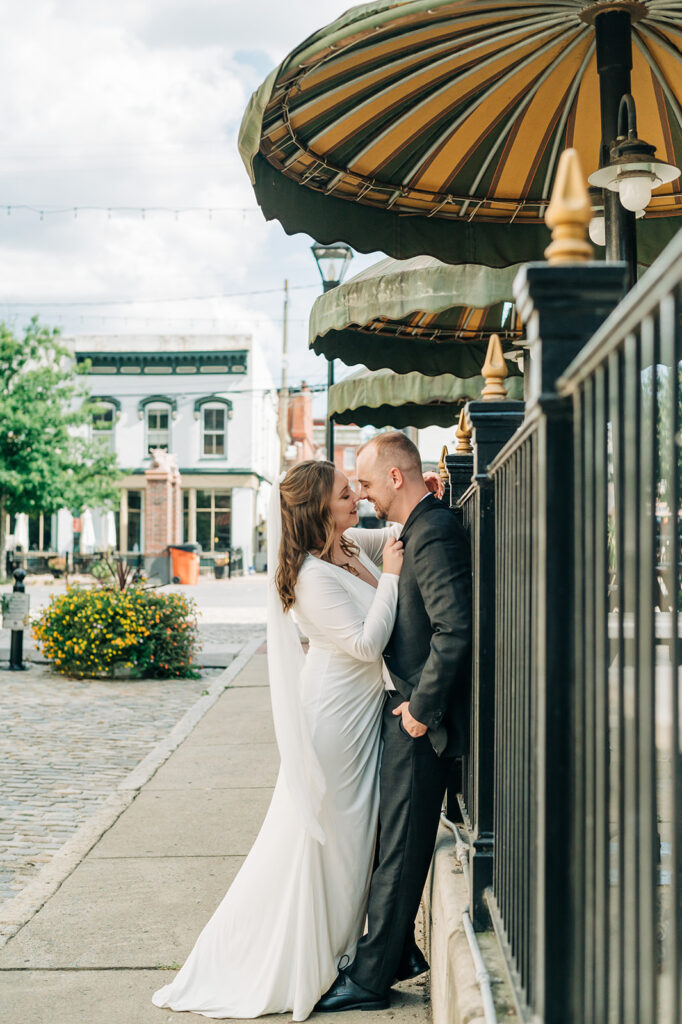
[{"xmin": 169, "ymin": 545, "xmax": 200, "ymax": 585}]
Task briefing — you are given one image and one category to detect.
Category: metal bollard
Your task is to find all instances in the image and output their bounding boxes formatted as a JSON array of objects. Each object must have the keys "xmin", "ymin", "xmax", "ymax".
[{"xmin": 9, "ymin": 568, "xmax": 27, "ymax": 671}]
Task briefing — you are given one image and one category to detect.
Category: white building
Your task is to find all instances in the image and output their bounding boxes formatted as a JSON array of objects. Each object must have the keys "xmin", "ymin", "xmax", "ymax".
[{"xmin": 9, "ymin": 334, "xmax": 279, "ymax": 572}]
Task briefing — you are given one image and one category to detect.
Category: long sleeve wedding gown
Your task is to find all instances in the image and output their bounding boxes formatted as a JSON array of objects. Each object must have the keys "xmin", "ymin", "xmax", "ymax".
[{"xmin": 152, "ymin": 528, "xmax": 398, "ymax": 1020}]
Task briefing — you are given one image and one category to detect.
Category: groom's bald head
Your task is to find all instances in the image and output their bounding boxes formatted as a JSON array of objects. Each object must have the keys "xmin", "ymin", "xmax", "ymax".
[
  {"xmin": 357, "ymin": 432, "xmax": 423, "ymax": 481},
  {"xmin": 355, "ymin": 432, "xmax": 426, "ymax": 524}
]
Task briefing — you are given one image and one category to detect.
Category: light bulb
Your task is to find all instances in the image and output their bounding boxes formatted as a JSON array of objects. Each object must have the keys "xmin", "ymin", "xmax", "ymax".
[
  {"xmin": 618, "ymin": 174, "xmax": 654, "ymax": 213},
  {"xmin": 588, "ymin": 215, "xmax": 606, "ymax": 246}
]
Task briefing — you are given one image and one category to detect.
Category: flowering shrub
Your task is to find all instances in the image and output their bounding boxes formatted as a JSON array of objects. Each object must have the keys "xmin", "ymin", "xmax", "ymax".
[{"xmin": 32, "ymin": 587, "xmax": 200, "ymax": 679}]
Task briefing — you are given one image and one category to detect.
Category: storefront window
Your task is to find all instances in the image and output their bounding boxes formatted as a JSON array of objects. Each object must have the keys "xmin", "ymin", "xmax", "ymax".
[
  {"xmin": 183, "ymin": 491, "xmax": 190, "ymax": 542},
  {"xmin": 42, "ymin": 514, "xmax": 53, "ymax": 550},
  {"xmin": 195, "ymin": 490, "xmax": 231, "ymax": 552},
  {"xmin": 127, "ymin": 491, "xmax": 143, "ymax": 552},
  {"xmin": 8, "ymin": 512, "xmax": 53, "ymax": 551}
]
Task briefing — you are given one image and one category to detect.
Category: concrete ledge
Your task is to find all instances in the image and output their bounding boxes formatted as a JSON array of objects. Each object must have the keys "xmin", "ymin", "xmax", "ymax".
[
  {"xmin": 423, "ymin": 826, "xmax": 518, "ymax": 1024},
  {"xmin": 423, "ymin": 826, "xmax": 486, "ymax": 1024}
]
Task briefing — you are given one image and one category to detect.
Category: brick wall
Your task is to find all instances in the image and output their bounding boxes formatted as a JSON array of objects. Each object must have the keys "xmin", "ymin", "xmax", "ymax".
[{"xmin": 144, "ymin": 454, "xmax": 182, "ymax": 555}]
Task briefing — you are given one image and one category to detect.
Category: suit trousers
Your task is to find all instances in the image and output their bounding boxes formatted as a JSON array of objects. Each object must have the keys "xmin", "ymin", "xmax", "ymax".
[{"xmin": 349, "ymin": 692, "xmax": 452, "ymax": 995}]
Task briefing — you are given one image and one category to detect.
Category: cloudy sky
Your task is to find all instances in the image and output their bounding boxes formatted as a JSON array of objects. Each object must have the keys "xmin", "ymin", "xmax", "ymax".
[{"xmin": 0, "ymin": 0, "xmax": 381, "ymax": 399}]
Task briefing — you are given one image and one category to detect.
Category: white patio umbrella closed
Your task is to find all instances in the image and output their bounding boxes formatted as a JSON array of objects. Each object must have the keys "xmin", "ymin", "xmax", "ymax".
[
  {"xmin": 80, "ymin": 509, "xmax": 96, "ymax": 554},
  {"xmin": 13, "ymin": 514, "xmax": 29, "ymax": 551},
  {"xmin": 105, "ymin": 510, "xmax": 117, "ymax": 551}
]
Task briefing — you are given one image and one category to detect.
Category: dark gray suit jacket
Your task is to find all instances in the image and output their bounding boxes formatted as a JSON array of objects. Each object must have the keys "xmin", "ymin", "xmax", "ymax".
[{"xmin": 383, "ymin": 494, "xmax": 472, "ymax": 757}]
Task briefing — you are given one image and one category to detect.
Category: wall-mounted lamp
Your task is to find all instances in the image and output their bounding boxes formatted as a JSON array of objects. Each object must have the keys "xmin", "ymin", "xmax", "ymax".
[{"xmin": 588, "ymin": 94, "xmax": 680, "ymax": 215}]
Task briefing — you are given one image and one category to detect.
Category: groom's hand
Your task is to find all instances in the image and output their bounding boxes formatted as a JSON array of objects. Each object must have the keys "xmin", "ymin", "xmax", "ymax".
[
  {"xmin": 392, "ymin": 701, "xmax": 428, "ymax": 737},
  {"xmin": 423, "ymin": 471, "xmax": 444, "ymax": 500}
]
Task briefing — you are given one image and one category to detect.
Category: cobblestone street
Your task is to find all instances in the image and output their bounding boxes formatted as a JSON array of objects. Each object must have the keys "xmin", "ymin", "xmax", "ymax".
[
  {"xmin": 0, "ymin": 577, "xmax": 267, "ymax": 911},
  {"xmin": 0, "ymin": 666, "xmax": 218, "ymax": 904}
]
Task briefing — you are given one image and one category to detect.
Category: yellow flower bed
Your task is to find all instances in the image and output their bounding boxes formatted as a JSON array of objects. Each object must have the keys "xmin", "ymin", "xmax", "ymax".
[{"xmin": 32, "ymin": 586, "xmax": 199, "ymax": 679}]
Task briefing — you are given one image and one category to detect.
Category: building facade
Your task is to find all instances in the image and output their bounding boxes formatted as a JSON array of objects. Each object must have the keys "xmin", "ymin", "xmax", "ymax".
[{"xmin": 7, "ymin": 334, "xmax": 279, "ymax": 573}]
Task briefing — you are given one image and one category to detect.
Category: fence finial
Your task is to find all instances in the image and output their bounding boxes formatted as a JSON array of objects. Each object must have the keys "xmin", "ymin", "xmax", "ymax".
[
  {"xmin": 544, "ymin": 148, "xmax": 593, "ymax": 265},
  {"xmin": 455, "ymin": 407, "xmax": 473, "ymax": 453},
  {"xmin": 481, "ymin": 333, "xmax": 509, "ymax": 400},
  {"xmin": 438, "ymin": 445, "xmax": 449, "ymax": 482}
]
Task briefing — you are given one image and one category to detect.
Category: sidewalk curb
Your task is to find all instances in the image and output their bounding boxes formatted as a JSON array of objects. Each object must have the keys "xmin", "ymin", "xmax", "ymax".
[{"xmin": 0, "ymin": 634, "xmax": 265, "ymax": 948}]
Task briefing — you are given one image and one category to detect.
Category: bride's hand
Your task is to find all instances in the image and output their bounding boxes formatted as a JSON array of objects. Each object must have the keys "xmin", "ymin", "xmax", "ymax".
[{"xmin": 382, "ymin": 538, "xmax": 404, "ymax": 576}]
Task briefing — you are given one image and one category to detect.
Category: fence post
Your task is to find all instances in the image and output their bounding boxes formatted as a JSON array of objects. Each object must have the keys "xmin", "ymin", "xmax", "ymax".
[
  {"xmin": 437, "ymin": 445, "xmax": 452, "ymax": 508},
  {"xmin": 463, "ymin": 337, "xmax": 524, "ymax": 929},
  {"xmin": 446, "ymin": 409, "xmax": 475, "ymax": 517},
  {"xmin": 511, "ymin": 150, "xmax": 627, "ymax": 1022}
]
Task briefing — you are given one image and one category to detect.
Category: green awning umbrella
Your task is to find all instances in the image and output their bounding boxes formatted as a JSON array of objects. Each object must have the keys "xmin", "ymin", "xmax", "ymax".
[
  {"xmin": 239, "ymin": 0, "xmax": 682, "ymax": 267},
  {"xmin": 329, "ymin": 365, "xmax": 524, "ymax": 428},
  {"xmin": 309, "ymin": 254, "xmax": 524, "ymax": 376}
]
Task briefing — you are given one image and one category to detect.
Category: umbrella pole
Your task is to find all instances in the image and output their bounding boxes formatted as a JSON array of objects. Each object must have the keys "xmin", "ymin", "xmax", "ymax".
[{"xmin": 594, "ymin": 9, "xmax": 637, "ymax": 289}]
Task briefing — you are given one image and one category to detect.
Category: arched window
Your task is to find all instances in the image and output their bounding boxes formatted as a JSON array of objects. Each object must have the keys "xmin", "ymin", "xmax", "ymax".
[
  {"xmin": 138, "ymin": 396, "xmax": 176, "ymax": 456},
  {"xmin": 89, "ymin": 397, "xmax": 120, "ymax": 453},
  {"xmin": 146, "ymin": 404, "xmax": 171, "ymax": 454},
  {"xmin": 194, "ymin": 396, "xmax": 232, "ymax": 458}
]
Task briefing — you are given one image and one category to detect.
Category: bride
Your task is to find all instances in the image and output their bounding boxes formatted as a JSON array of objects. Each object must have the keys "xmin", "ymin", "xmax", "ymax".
[{"xmin": 152, "ymin": 460, "xmax": 403, "ymax": 1020}]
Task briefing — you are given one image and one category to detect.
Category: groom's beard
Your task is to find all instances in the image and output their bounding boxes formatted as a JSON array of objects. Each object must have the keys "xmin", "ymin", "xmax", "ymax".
[{"xmin": 371, "ymin": 499, "xmax": 389, "ymax": 520}]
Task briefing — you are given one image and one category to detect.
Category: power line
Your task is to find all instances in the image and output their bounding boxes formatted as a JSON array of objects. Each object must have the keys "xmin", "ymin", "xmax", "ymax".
[
  {"xmin": 1, "ymin": 283, "xmax": 322, "ymax": 307},
  {"xmin": 85, "ymin": 382, "xmax": 330, "ymax": 398}
]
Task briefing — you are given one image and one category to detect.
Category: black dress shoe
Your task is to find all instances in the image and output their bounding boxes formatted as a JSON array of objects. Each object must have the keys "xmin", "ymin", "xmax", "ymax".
[
  {"xmin": 314, "ymin": 971, "xmax": 390, "ymax": 1012},
  {"xmin": 394, "ymin": 944, "xmax": 429, "ymax": 982}
]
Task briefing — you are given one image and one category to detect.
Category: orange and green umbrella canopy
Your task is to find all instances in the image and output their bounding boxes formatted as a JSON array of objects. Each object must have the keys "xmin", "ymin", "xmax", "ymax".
[
  {"xmin": 309, "ymin": 254, "xmax": 523, "ymax": 376},
  {"xmin": 240, "ymin": 0, "xmax": 682, "ymax": 267},
  {"xmin": 329, "ymin": 365, "xmax": 523, "ymax": 429}
]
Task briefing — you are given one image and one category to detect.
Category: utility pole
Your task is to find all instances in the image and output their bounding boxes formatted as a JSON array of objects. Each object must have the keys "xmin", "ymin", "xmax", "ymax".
[{"xmin": 279, "ymin": 279, "xmax": 290, "ymax": 470}]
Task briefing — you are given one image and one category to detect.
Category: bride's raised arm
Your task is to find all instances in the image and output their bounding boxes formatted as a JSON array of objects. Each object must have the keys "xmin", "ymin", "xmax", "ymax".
[
  {"xmin": 295, "ymin": 562, "xmax": 399, "ymax": 662},
  {"xmin": 344, "ymin": 523, "xmax": 401, "ymax": 567}
]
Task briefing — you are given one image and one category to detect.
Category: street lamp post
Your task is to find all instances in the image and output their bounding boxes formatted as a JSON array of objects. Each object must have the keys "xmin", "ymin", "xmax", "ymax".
[
  {"xmin": 589, "ymin": 9, "xmax": 680, "ymax": 289},
  {"xmin": 311, "ymin": 242, "xmax": 353, "ymax": 462}
]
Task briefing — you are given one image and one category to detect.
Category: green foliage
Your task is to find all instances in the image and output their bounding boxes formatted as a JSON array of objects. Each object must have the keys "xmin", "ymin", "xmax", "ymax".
[
  {"xmin": 92, "ymin": 554, "xmax": 145, "ymax": 591},
  {"xmin": 0, "ymin": 318, "xmax": 121, "ymax": 551},
  {"xmin": 32, "ymin": 586, "xmax": 201, "ymax": 679}
]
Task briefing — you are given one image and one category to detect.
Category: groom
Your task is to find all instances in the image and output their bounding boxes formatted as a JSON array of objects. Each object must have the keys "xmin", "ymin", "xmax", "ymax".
[{"xmin": 315, "ymin": 431, "xmax": 472, "ymax": 1013}]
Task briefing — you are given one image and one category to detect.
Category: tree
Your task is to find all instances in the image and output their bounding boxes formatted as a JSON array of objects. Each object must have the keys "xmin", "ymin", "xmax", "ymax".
[{"xmin": 0, "ymin": 319, "xmax": 121, "ymax": 559}]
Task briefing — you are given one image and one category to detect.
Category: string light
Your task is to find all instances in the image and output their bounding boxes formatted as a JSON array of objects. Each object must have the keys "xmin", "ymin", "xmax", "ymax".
[{"xmin": 1, "ymin": 282, "xmax": 322, "ymax": 308}]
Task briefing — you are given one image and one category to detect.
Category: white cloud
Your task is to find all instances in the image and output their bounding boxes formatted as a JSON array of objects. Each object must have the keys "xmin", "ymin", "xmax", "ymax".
[{"xmin": 0, "ymin": 0, "xmax": 380, "ymax": 407}]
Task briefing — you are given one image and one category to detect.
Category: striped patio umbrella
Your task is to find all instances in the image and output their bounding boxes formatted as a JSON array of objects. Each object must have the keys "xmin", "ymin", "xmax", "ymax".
[
  {"xmin": 329, "ymin": 365, "xmax": 524, "ymax": 428},
  {"xmin": 239, "ymin": 0, "xmax": 682, "ymax": 267},
  {"xmin": 309, "ymin": 254, "xmax": 524, "ymax": 376}
]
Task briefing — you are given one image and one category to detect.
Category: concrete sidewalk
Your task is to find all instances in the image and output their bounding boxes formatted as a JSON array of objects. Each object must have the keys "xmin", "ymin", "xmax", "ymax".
[{"xmin": 0, "ymin": 645, "xmax": 429, "ymax": 1024}]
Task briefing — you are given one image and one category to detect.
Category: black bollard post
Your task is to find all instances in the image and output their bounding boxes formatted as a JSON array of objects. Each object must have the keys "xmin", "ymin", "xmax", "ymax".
[{"xmin": 9, "ymin": 568, "xmax": 28, "ymax": 671}]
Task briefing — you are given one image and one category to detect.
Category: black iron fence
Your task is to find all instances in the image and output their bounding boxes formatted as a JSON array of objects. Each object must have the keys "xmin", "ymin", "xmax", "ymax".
[
  {"xmin": 453, "ymin": 232, "xmax": 682, "ymax": 1023},
  {"xmin": 489, "ymin": 426, "xmax": 539, "ymax": 1008},
  {"xmin": 559, "ymin": 243, "xmax": 682, "ymax": 1024}
]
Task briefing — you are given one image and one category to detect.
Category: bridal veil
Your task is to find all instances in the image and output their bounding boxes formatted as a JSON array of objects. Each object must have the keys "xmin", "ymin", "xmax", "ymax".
[{"xmin": 266, "ymin": 474, "xmax": 326, "ymax": 844}]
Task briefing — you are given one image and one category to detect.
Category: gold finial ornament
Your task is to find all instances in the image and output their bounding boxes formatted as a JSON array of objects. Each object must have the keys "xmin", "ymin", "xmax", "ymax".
[
  {"xmin": 438, "ymin": 445, "xmax": 449, "ymax": 482},
  {"xmin": 481, "ymin": 333, "xmax": 509, "ymax": 400},
  {"xmin": 544, "ymin": 148, "xmax": 593, "ymax": 265},
  {"xmin": 455, "ymin": 407, "xmax": 473, "ymax": 453}
]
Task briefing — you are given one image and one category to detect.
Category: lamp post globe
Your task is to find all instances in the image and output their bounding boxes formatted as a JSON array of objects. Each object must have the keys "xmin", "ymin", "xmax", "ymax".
[{"xmin": 588, "ymin": 93, "xmax": 680, "ymax": 277}]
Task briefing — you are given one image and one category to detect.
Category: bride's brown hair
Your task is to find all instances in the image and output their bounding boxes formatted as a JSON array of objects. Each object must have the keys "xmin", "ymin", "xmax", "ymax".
[{"xmin": 276, "ymin": 460, "xmax": 358, "ymax": 612}]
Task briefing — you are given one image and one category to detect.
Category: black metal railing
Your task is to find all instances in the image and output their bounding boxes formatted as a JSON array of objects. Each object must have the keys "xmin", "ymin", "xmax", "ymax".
[
  {"xmin": 489, "ymin": 426, "xmax": 538, "ymax": 1008},
  {"xmin": 453, "ymin": 233, "xmax": 682, "ymax": 1022},
  {"xmin": 460, "ymin": 483, "xmax": 479, "ymax": 834},
  {"xmin": 558, "ymin": 241, "xmax": 682, "ymax": 1024}
]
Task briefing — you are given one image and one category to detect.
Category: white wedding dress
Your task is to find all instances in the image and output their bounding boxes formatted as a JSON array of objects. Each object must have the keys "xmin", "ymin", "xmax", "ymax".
[{"xmin": 152, "ymin": 528, "xmax": 398, "ymax": 1020}]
